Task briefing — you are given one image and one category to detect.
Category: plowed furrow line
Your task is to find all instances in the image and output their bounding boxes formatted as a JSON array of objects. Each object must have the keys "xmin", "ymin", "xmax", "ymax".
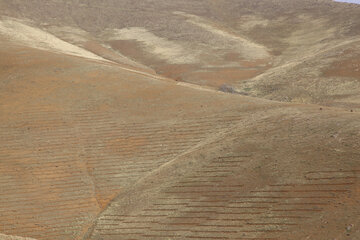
[
  {"xmin": 0, "ymin": 192, "xmax": 94, "ymax": 202},
  {"xmin": 0, "ymin": 203, "xmax": 96, "ymax": 216},
  {"xmin": 0, "ymin": 182, "xmax": 90, "ymax": 193}
]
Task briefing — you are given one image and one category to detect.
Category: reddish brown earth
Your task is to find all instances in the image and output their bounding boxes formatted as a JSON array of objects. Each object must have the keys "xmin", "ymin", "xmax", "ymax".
[{"xmin": 0, "ymin": 0, "xmax": 360, "ymax": 240}]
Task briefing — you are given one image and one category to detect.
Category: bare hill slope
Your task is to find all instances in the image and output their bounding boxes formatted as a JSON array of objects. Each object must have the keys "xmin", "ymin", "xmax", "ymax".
[
  {"xmin": 0, "ymin": 38, "xmax": 359, "ymax": 240},
  {"xmin": 0, "ymin": 1, "xmax": 359, "ymax": 239}
]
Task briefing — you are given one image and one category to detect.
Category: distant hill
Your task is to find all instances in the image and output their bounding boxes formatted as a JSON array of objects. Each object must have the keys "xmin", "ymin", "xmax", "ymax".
[{"xmin": 1, "ymin": 0, "xmax": 360, "ymax": 109}]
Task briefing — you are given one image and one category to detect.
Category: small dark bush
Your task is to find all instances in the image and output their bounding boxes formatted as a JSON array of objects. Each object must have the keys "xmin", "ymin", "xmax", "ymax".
[{"xmin": 219, "ymin": 84, "xmax": 237, "ymax": 94}]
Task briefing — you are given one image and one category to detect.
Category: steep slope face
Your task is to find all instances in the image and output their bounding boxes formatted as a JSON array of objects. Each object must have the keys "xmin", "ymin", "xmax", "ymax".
[
  {"xmin": 1, "ymin": 0, "xmax": 359, "ymax": 109},
  {"xmin": 237, "ymin": 39, "xmax": 360, "ymax": 109},
  {"xmin": 0, "ymin": 17, "xmax": 109, "ymax": 62}
]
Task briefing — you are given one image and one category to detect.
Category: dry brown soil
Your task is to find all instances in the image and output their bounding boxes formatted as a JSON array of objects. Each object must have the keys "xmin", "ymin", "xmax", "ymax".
[{"xmin": 0, "ymin": 1, "xmax": 359, "ymax": 239}]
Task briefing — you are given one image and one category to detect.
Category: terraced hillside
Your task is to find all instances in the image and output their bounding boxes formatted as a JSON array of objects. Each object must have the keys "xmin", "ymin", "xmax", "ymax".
[
  {"xmin": 0, "ymin": 0, "xmax": 359, "ymax": 240},
  {"xmin": 88, "ymin": 110, "xmax": 360, "ymax": 240},
  {"xmin": 0, "ymin": 40, "xmax": 271, "ymax": 239}
]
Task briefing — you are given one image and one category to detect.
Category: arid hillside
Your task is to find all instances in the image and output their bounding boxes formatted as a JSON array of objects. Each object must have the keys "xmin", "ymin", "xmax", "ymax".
[
  {"xmin": 0, "ymin": 1, "xmax": 359, "ymax": 240},
  {"xmin": 1, "ymin": 0, "xmax": 360, "ymax": 108}
]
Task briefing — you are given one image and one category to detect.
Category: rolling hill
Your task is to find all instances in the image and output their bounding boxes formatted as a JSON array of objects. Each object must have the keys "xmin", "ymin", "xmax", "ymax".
[{"xmin": 0, "ymin": 1, "xmax": 359, "ymax": 239}]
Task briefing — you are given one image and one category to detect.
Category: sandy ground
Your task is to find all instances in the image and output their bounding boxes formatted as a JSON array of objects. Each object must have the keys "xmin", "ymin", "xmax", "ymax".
[{"xmin": 106, "ymin": 27, "xmax": 198, "ymax": 64}]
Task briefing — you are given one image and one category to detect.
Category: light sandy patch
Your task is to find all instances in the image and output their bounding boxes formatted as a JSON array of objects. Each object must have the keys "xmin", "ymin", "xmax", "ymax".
[
  {"xmin": 238, "ymin": 15, "xmax": 269, "ymax": 31},
  {"xmin": 174, "ymin": 11, "xmax": 270, "ymax": 59},
  {"xmin": 106, "ymin": 27, "xmax": 198, "ymax": 64},
  {"xmin": 44, "ymin": 25, "xmax": 153, "ymax": 71},
  {"xmin": 0, "ymin": 233, "xmax": 37, "ymax": 240},
  {"xmin": 0, "ymin": 17, "xmax": 108, "ymax": 62}
]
